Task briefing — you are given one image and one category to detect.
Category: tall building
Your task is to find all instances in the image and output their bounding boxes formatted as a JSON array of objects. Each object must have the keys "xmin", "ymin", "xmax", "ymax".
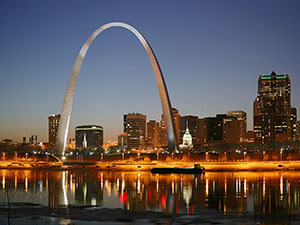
[
  {"xmin": 118, "ymin": 133, "xmax": 128, "ymax": 148},
  {"xmin": 159, "ymin": 126, "xmax": 167, "ymax": 148},
  {"xmin": 147, "ymin": 120, "xmax": 160, "ymax": 149},
  {"xmin": 75, "ymin": 125, "xmax": 103, "ymax": 149},
  {"xmin": 227, "ymin": 110, "xmax": 247, "ymax": 142},
  {"xmin": 160, "ymin": 108, "xmax": 181, "ymax": 144},
  {"xmin": 253, "ymin": 71, "xmax": 292, "ymax": 143},
  {"xmin": 48, "ymin": 114, "xmax": 60, "ymax": 149},
  {"xmin": 199, "ymin": 114, "xmax": 240, "ymax": 146},
  {"xmin": 291, "ymin": 108, "xmax": 297, "ymax": 141},
  {"xmin": 180, "ymin": 115, "xmax": 199, "ymax": 146},
  {"xmin": 124, "ymin": 113, "xmax": 146, "ymax": 150},
  {"xmin": 297, "ymin": 121, "xmax": 300, "ymax": 141}
]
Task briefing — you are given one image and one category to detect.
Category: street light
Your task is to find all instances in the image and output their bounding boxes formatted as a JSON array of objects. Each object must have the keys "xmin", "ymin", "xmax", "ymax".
[{"xmin": 280, "ymin": 149, "xmax": 283, "ymax": 161}]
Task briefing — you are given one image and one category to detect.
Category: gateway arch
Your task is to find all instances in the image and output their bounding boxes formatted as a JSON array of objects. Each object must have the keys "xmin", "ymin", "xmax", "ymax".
[{"xmin": 56, "ymin": 22, "xmax": 177, "ymax": 156}]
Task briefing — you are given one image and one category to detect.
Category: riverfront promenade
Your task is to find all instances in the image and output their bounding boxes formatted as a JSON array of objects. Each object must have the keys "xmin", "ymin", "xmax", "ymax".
[{"xmin": 2, "ymin": 160, "xmax": 300, "ymax": 171}]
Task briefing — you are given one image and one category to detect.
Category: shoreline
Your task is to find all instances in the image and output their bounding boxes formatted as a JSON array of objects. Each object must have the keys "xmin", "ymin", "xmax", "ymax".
[
  {"xmin": 1, "ymin": 203, "xmax": 298, "ymax": 225},
  {"xmin": 2, "ymin": 160, "xmax": 300, "ymax": 171}
]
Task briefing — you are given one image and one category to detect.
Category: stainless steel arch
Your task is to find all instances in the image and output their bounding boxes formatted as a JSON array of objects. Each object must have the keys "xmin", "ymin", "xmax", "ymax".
[{"xmin": 56, "ymin": 22, "xmax": 177, "ymax": 156}]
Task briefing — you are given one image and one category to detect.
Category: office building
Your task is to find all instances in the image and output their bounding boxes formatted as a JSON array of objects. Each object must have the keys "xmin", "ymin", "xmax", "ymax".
[
  {"xmin": 159, "ymin": 126, "xmax": 167, "ymax": 148},
  {"xmin": 253, "ymin": 71, "xmax": 292, "ymax": 143},
  {"xmin": 48, "ymin": 114, "xmax": 60, "ymax": 149},
  {"xmin": 291, "ymin": 107, "xmax": 297, "ymax": 141},
  {"xmin": 124, "ymin": 113, "xmax": 146, "ymax": 150},
  {"xmin": 199, "ymin": 114, "xmax": 240, "ymax": 146},
  {"xmin": 227, "ymin": 110, "xmax": 247, "ymax": 142},
  {"xmin": 147, "ymin": 120, "xmax": 160, "ymax": 149},
  {"xmin": 75, "ymin": 125, "xmax": 103, "ymax": 149},
  {"xmin": 297, "ymin": 121, "xmax": 300, "ymax": 141},
  {"xmin": 118, "ymin": 133, "xmax": 128, "ymax": 148}
]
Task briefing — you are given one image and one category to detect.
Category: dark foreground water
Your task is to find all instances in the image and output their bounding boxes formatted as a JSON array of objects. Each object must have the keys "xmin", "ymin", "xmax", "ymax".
[{"xmin": 1, "ymin": 169, "xmax": 300, "ymax": 224}]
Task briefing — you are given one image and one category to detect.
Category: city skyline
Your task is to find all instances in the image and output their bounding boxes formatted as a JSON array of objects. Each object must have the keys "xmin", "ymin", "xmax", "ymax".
[{"xmin": 1, "ymin": 0, "xmax": 300, "ymax": 143}]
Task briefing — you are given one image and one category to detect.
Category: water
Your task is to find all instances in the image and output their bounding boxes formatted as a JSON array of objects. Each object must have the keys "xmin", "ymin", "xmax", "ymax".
[{"xmin": 1, "ymin": 170, "xmax": 300, "ymax": 217}]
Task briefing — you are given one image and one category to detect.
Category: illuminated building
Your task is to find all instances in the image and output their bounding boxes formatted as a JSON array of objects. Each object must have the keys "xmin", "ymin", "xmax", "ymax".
[
  {"xmin": 291, "ymin": 107, "xmax": 297, "ymax": 141},
  {"xmin": 48, "ymin": 114, "xmax": 60, "ymax": 149},
  {"xmin": 199, "ymin": 114, "xmax": 240, "ymax": 146},
  {"xmin": 180, "ymin": 115, "xmax": 199, "ymax": 146},
  {"xmin": 147, "ymin": 120, "xmax": 160, "ymax": 149},
  {"xmin": 75, "ymin": 125, "xmax": 103, "ymax": 149},
  {"xmin": 246, "ymin": 131, "xmax": 255, "ymax": 142},
  {"xmin": 29, "ymin": 135, "xmax": 37, "ymax": 145},
  {"xmin": 179, "ymin": 121, "xmax": 193, "ymax": 150},
  {"xmin": 124, "ymin": 113, "xmax": 146, "ymax": 150},
  {"xmin": 66, "ymin": 138, "xmax": 76, "ymax": 150},
  {"xmin": 297, "ymin": 121, "xmax": 300, "ymax": 141},
  {"xmin": 253, "ymin": 71, "xmax": 293, "ymax": 143},
  {"xmin": 227, "ymin": 110, "xmax": 247, "ymax": 142},
  {"xmin": 159, "ymin": 126, "xmax": 167, "ymax": 148},
  {"xmin": 118, "ymin": 133, "xmax": 128, "ymax": 148}
]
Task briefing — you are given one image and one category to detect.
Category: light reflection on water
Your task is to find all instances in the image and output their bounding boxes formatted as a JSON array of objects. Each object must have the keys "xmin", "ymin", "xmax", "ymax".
[{"xmin": 1, "ymin": 170, "xmax": 300, "ymax": 215}]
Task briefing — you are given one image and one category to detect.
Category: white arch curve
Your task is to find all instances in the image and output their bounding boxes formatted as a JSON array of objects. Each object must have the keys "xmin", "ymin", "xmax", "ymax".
[{"xmin": 56, "ymin": 22, "xmax": 177, "ymax": 156}]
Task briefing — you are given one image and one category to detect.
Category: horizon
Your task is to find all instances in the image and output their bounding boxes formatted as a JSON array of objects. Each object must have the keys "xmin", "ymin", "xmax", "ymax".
[{"xmin": 1, "ymin": 0, "xmax": 299, "ymax": 143}]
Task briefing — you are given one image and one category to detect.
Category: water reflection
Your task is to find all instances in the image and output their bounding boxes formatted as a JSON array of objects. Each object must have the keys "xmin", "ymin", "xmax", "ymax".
[{"xmin": 1, "ymin": 170, "xmax": 300, "ymax": 216}]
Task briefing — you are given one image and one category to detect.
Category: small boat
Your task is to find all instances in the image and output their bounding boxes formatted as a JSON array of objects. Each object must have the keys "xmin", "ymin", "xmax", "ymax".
[{"xmin": 151, "ymin": 164, "xmax": 205, "ymax": 174}]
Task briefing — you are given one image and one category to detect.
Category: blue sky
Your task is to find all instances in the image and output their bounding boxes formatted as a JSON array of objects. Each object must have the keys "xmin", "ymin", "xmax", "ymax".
[{"xmin": 0, "ymin": 0, "xmax": 299, "ymax": 142}]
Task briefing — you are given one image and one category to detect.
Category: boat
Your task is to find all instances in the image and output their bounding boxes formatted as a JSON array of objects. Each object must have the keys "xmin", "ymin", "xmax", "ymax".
[{"xmin": 151, "ymin": 164, "xmax": 205, "ymax": 174}]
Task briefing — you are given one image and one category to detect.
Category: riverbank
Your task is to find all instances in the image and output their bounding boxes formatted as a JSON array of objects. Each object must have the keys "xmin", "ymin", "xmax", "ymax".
[
  {"xmin": 2, "ymin": 160, "xmax": 300, "ymax": 171},
  {"xmin": 0, "ymin": 203, "xmax": 299, "ymax": 225}
]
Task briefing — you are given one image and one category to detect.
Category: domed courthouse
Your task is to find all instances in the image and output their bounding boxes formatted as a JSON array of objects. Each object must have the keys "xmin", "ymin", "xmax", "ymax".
[{"xmin": 179, "ymin": 122, "xmax": 193, "ymax": 150}]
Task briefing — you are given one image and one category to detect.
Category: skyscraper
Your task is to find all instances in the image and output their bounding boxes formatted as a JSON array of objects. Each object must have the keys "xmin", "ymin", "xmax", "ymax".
[
  {"xmin": 291, "ymin": 107, "xmax": 297, "ymax": 141},
  {"xmin": 297, "ymin": 121, "xmax": 300, "ymax": 141},
  {"xmin": 227, "ymin": 110, "xmax": 247, "ymax": 142},
  {"xmin": 75, "ymin": 125, "xmax": 103, "ymax": 149},
  {"xmin": 147, "ymin": 120, "xmax": 160, "ymax": 149},
  {"xmin": 124, "ymin": 113, "xmax": 146, "ymax": 150},
  {"xmin": 48, "ymin": 114, "xmax": 60, "ymax": 149},
  {"xmin": 253, "ymin": 71, "xmax": 292, "ymax": 143}
]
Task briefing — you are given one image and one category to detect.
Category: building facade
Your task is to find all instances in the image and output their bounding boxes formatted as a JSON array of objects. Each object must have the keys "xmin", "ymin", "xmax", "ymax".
[
  {"xmin": 147, "ymin": 120, "xmax": 160, "ymax": 149},
  {"xmin": 297, "ymin": 121, "xmax": 300, "ymax": 141},
  {"xmin": 253, "ymin": 71, "xmax": 292, "ymax": 143},
  {"xmin": 124, "ymin": 113, "xmax": 146, "ymax": 150},
  {"xmin": 75, "ymin": 125, "xmax": 103, "ymax": 149},
  {"xmin": 118, "ymin": 133, "xmax": 128, "ymax": 148},
  {"xmin": 227, "ymin": 110, "xmax": 247, "ymax": 142},
  {"xmin": 48, "ymin": 114, "xmax": 60, "ymax": 149},
  {"xmin": 291, "ymin": 107, "xmax": 297, "ymax": 141},
  {"xmin": 199, "ymin": 114, "xmax": 240, "ymax": 147}
]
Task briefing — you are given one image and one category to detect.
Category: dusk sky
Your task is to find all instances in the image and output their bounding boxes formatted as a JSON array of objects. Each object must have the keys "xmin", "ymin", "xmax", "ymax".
[{"xmin": 0, "ymin": 0, "xmax": 299, "ymax": 143}]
